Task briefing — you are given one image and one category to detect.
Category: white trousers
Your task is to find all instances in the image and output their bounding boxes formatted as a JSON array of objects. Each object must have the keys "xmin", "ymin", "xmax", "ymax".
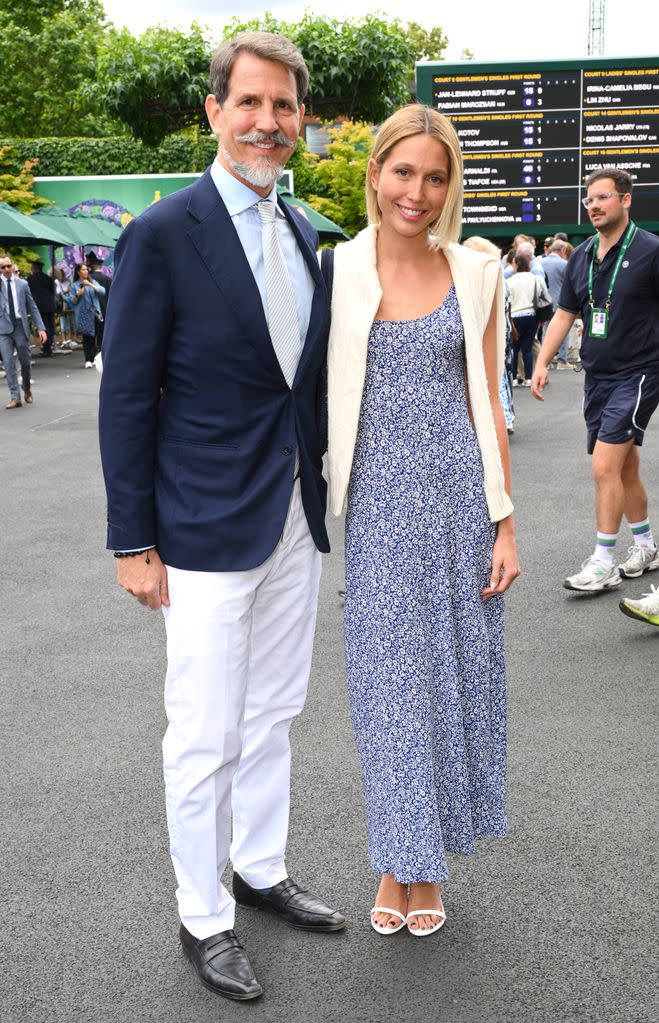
[{"xmin": 162, "ymin": 482, "xmax": 322, "ymax": 938}]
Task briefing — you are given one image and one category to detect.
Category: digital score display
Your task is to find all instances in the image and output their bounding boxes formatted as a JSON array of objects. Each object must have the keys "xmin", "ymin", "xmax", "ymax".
[{"xmin": 416, "ymin": 60, "xmax": 659, "ymax": 233}]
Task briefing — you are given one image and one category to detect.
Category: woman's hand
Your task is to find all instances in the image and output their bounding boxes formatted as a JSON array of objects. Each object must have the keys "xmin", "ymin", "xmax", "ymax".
[{"xmin": 482, "ymin": 523, "xmax": 520, "ymax": 599}]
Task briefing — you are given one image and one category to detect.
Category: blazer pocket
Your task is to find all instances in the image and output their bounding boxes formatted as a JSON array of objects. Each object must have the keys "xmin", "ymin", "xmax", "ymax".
[
  {"xmin": 162, "ymin": 434, "xmax": 238, "ymax": 450},
  {"xmin": 173, "ymin": 443, "xmax": 241, "ymax": 505}
]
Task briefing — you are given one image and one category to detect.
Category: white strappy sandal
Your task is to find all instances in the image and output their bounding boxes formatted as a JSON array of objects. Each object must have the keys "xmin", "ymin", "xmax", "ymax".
[
  {"xmin": 406, "ymin": 906, "xmax": 446, "ymax": 937},
  {"xmin": 370, "ymin": 906, "xmax": 407, "ymax": 935}
]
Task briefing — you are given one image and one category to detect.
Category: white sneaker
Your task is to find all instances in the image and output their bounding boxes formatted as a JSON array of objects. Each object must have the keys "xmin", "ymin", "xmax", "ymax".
[
  {"xmin": 619, "ymin": 585, "xmax": 659, "ymax": 627},
  {"xmin": 522, "ymin": 379, "xmax": 532, "ymax": 387},
  {"xmin": 618, "ymin": 544, "xmax": 659, "ymax": 579},
  {"xmin": 564, "ymin": 556, "xmax": 622, "ymax": 592},
  {"xmin": 85, "ymin": 361, "xmax": 94, "ymax": 368}
]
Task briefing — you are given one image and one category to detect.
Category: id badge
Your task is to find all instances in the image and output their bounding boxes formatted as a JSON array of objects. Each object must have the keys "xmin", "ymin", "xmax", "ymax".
[{"xmin": 589, "ymin": 307, "xmax": 609, "ymax": 338}]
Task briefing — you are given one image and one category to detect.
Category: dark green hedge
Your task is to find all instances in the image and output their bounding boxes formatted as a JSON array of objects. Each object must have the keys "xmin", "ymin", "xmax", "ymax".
[{"xmin": 1, "ymin": 134, "xmax": 218, "ymax": 176}]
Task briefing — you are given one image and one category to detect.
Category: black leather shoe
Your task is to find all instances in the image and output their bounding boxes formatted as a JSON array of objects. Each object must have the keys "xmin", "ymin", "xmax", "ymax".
[
  {"xmin": 233, "ymin": 873, "xmax": 346, "ymax": 932},
  {"xmin": 179, "ymin": 925, "xmax": 263, "ymax": 1001}
]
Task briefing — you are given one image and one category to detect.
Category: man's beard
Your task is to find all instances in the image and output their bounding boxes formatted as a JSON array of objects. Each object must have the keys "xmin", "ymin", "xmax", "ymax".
[{"xmin": 222, "ymin": 131, "xmax": 294, "ymax": 189}]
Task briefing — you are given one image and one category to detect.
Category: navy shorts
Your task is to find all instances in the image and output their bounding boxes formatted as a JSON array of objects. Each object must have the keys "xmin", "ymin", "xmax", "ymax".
[{"xmin": 583, "ymin": 372, "xmax": 659, "ymax": 454}]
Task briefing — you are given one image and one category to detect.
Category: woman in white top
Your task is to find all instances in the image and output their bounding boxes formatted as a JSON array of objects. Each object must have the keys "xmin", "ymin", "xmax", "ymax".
[
  {"xmin": 327, "ymin": 105, "xmax": 520, "ymax": 939},
  {"xmin": 506, "ymin": 252, "xmax": 539, "ymax": 386}
]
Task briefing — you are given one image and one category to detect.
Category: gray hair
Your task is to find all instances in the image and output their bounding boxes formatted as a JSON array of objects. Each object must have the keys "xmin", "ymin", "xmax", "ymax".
[
  {"xmin": 549, "ymin": 240, "xmax": 568, "ymax": 255},
  {"xmin": 210, "ymin": 31, "xmax": 309, "ymax": 106},
  {"xmin": 516, "ymin": 241, "xmax": 535, "ymax": 259}
]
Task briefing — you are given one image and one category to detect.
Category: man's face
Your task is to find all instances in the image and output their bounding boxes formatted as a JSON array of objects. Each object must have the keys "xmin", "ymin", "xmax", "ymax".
[
  {"xmin": 0, "ymin": 258, "xmax": 13, "ymax": 279},
  {"xmin": 586, "ymin": 177, "xmax": 631, "ymax": 232},
  {"xmin": 205, "ymin": 53, "xmax": 304, "ymax": 197}
]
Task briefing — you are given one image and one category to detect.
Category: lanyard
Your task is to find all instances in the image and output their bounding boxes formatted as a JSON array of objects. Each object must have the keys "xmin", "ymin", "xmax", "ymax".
[{"xmin": 588, "ymin": 220, "xmax": 636, "ymax": 310}]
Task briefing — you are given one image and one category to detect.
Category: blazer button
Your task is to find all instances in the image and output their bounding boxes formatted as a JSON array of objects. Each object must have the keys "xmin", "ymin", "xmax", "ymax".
[{"xmin": 282, "ymin": 445, "xmax": 292, "ymax": 455}]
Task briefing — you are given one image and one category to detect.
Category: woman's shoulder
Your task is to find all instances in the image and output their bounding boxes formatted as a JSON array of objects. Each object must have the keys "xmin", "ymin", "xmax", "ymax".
[
  {"xmin": 446, "ymin": 243, "xmax": 502, "ymax": 296},
  {"xmin": 447, "ymin": 242, "xmax": 499, "ymax": 268},
  {"xmin": 334, "ymin": 225, "xmax": 377, "ymax": 263}
]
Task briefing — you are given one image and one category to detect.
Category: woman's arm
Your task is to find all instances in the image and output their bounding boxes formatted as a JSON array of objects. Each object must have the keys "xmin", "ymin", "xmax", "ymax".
[{"xmin": 480, "ymin": 295, "xmax": 521, "ymax": 598}]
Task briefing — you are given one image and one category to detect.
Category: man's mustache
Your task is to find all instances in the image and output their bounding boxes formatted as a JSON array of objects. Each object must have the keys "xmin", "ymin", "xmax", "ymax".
[{"xmin": 234, "ymin": 130, "xmax": 294, "ymax": 149}]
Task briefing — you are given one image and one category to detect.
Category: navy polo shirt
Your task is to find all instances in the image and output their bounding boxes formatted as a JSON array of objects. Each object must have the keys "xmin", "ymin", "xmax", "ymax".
[{"xmin": 558, "ymin": 225, "xmax": 659, "ymax": 379}]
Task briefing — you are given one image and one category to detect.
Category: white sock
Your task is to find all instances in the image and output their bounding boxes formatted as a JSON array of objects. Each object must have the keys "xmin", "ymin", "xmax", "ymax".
[
  {"xmin": 629, "ymin": 518, "xmax": 654, "ymax": 549},
  {"xmin": 594, "ymin": 532, "xmax": 618, "ymax": 566}
]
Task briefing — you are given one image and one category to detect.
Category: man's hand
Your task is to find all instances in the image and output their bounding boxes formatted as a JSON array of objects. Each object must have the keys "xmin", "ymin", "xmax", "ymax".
[
  {"xmin": 531, "ymin": 362, "xmax": 549, "ymax": 400},
  {"xmin": 38, "ymin": 330, "xmax": 46, "ymax": 343},
  {"xmin": 116, "ymin": 549, "xmax": 170, "ymax": 610}
]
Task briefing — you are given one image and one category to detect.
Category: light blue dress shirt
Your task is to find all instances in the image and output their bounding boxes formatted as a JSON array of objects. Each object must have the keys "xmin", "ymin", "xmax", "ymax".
[{"xmin": 209, "ymin": 160, "xmax": 314, "ymax": 351}]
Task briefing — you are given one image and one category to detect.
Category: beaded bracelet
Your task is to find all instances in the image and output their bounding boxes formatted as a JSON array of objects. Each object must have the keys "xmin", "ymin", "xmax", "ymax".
[{"xmin": 113, "ymin": 548, "xmax": 154, "ymax": 562}]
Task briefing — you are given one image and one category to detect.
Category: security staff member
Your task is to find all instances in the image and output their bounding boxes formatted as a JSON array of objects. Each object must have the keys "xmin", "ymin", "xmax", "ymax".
[{"xmin": 531, "ymin": 166, "xmax": 659, "ymax": 593}]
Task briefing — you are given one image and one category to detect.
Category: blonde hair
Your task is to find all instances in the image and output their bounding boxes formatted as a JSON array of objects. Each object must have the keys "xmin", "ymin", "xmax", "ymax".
[
  {"xmin": 366, "ymin": 104, "xmax": 464, "ymax": 248},
  {"xmin": 462, "ymin": 235, "xmax": 501, "ymax": 259}
]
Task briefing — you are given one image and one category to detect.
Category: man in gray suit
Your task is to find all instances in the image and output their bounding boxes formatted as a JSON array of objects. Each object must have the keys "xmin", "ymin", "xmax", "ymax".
[{"xmin": 0, "ymin": 254, "xmax": 46, "ymax": 408}]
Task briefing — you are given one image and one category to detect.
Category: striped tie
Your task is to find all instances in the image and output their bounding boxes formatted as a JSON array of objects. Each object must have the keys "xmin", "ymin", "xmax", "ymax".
[{"xmin": 257, "ymin": 200, "xmax": 301, "ymax": 387}]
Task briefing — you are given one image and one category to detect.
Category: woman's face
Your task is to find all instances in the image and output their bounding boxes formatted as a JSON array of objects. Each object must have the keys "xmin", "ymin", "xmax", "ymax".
[
  {"xmin": 78, "ymin": 265, "xmax": 89, "ymax": 279},
  {"xmin": 369, "ymin": 133, "xmax": 450, "ymax": 239}
]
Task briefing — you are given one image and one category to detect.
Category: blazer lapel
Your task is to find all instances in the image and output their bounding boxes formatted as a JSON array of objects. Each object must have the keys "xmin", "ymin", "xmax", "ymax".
[
  {"xmin": 277, "ymin": 196, "xmax": 327, "ymax": 385},
  {"xmin": 186, "ymin": 171, "xmax": 283, "ymax": 379}
]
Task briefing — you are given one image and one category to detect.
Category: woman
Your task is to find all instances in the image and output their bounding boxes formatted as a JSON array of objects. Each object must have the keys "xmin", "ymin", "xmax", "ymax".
[
  {"xmin": 506, "ymin": 252, "xmax": 539, "ymax": 387},
  {"xmin": 53, "ymin": 267, "xmax": 73, "ymax": 344},
  {"xmin": 327, "ymin": 105, "xmax": 519, "ymax": 937},
  {"xmin": 463, "ymin": 236, "xmax": 516, "ymax": 434},
  {"xmin": 66, "ymin": 263, "xmax": 104, "ymax": 367}
]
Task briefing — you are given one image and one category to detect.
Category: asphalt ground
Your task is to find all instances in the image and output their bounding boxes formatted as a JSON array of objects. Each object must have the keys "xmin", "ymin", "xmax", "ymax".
[{"xmin": 1, "ymin": 350, "xmax": 657, "ymax": 1023}]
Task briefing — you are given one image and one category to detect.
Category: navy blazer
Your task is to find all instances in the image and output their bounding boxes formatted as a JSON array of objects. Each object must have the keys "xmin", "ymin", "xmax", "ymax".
[{"xmin": 99, "ymin": 168, "xmax": 330, "ymax": 571}]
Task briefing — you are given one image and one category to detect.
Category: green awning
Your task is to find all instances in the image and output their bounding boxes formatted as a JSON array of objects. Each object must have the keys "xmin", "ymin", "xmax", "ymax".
[
  {"xmin": 30, "ymin": 206, "xmax": 121, "ymax": 247},
  {"xmin": 0, "ymin": 202, "xmax": 72, "ymax": 245},
  {"xmin": 277, "ymin": 187, "xmax": 348, "ymax": 241}
]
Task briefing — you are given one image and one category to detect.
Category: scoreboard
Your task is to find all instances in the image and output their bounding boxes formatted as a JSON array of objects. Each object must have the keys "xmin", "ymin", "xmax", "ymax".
[{"xmin": 415, "ymin": 57, "xmax": 659, "ymax": 236}]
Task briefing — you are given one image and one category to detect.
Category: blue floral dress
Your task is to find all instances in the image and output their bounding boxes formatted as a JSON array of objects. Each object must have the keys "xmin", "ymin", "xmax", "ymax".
[{"xmin": 344, "ymin": 286, "xmax": 508, "ymax": 884}]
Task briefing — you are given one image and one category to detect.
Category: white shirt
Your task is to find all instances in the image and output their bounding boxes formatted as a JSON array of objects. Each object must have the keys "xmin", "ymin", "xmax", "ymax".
[
  {"xmin": 2, "ymin": 274, "xmax": 18, "ymax": 317},
  {"xmin": 209, "ymin": 160, "xmax": 314, "ymax": 347}
]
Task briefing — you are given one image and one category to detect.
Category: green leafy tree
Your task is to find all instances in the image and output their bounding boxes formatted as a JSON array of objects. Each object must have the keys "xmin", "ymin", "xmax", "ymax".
[
  {"xmin": 88, "ymin": 24, "xmax": 212, "ymax": 147},
  {"xmin": 0, "ymin": 146, "xmax": 49, "ymax": 212},
  {"xmin": 1, "ymin": 0, "xmax": 71, "ymax": 34},
  {"xmin": 224, "ymin": 14, "xmax": 411, "ymax": 123},
  {"xmin": 307, "ymin": 122, "xmax": 374, "ymax": 237},
  {"xmin": 0, "ymin": 1, "xmax": 114, "ymax": 137},
  {"xmin": 0, "ymin": 145, "xmax": 49, "ymax": 270},
  {"xmin": 286, "ymin": 139, "xmax": 328, "ymax": 202},
  {"xmin": 405, "ymin": 21, "xmax": 449, "ymax": 75}
]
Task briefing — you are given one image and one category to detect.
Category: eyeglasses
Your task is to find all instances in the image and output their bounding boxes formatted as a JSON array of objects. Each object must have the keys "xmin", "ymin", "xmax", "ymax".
[{"xmin": 581, "ymin": 192, "xmax": 627, "ymax": 209}]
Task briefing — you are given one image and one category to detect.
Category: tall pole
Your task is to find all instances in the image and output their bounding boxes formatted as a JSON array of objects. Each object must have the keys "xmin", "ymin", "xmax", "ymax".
[{"xmin": 588, "ymin": 0, "xmax": 606, "ymax": 56}]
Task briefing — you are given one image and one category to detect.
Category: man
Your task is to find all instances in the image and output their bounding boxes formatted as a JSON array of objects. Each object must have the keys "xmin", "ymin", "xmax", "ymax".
[
  {"xmin": 85, "ymin": 251, "xmax": 111, "ymax": 350},
  {"xmin": 27, "ymin": 259, "xmax": 56, "ymax": 357},
  {"xmin": 99, "ymin": 32, "xmax": 343, "ymax": 1003},
  {"xmin": 0, "ymin": 254, "xmax": 46, "ymax": 408},
  {"xmin": 541, "ymin": 240, "xmax": 569, "ymax": 366},
  {"xmin": 503, "ymin": 235, "xmax": 545, "ymax": 278},
  {"xmin": 531, "ymin": 166, "xmax": 659, "ymax": 592}
]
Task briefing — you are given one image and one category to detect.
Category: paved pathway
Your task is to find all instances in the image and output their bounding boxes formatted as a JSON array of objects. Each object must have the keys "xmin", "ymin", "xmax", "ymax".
[{"xmin": 1, "ymin": 353, "xmax": 656, "ymax": 1022}]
